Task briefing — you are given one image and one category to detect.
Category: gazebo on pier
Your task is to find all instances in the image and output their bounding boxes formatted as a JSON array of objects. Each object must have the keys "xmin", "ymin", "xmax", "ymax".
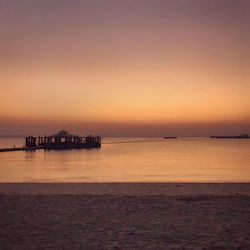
[{"xmin": 26, "ymin": 130, "xmax": 101, "ymax": 149}]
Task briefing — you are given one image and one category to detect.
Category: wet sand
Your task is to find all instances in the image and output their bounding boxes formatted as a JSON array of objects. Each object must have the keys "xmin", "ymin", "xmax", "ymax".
[{"xmin": 0, "ymin": 183, "xmax": 249, "ymax": 249}]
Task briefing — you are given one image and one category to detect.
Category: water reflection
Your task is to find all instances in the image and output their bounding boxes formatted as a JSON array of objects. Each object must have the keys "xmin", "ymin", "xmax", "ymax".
[
  {"xmin": 0, "ymin": 137, "xmax": 250, "ymax": 182},
  {"xmin": 25, "ymin": 151, "xmax": 36, "ymax": 161}
]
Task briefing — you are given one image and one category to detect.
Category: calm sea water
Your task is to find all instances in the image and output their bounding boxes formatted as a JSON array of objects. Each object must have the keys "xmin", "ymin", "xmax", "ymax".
[{"xmin": 0, "ymin": 137, "xmax": 249, "ymax": 182}]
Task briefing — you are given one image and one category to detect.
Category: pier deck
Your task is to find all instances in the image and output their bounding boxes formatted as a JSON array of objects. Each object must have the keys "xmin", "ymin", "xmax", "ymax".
[{"xmin": 0, "ymin": 146, "xmax": 44, "ymax": 152}]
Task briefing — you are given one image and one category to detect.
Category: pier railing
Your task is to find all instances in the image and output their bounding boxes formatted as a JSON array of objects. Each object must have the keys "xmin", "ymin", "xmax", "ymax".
[{"xmin": 26, "ymin": 135, "xmax": 101, "ymax": 149}]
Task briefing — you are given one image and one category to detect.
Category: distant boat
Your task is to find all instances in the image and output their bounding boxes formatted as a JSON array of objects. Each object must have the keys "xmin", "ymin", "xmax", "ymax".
[
  {"xmin": 210, "ymin": 133, "xmax": 249, "ymax": 139},
  {"xmin": 163, "ymin": 136, "xmax": 178, "ymax": 139}
]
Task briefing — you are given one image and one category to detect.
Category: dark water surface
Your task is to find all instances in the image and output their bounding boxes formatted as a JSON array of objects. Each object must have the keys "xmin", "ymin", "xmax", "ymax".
[{"xmin": 0, "ymin": 137, "xmax": 249, "ymax": 182}]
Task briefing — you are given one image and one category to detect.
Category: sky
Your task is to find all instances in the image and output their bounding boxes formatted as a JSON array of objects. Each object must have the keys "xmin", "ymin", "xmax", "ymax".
[{"xmin": 0, "ymin": 0, "xmax": 250, "ymax": 136}]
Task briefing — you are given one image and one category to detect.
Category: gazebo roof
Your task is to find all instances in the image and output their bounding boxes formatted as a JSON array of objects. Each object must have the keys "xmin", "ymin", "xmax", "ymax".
[{"xmin": 48, "ymin": 130, "xmax": 78, "ymax": 138}]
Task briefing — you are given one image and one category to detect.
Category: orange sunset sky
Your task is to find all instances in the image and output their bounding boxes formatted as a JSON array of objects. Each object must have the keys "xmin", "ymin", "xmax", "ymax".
[{"xmin": 0, "ymin": 0, "xmax": 250, "ymax": 136}]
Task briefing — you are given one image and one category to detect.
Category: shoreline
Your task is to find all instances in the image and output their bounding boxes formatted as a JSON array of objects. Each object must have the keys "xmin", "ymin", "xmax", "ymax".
[{"xmin": 0, "ymin": 182, "xmax": 249, "ymax": 195}]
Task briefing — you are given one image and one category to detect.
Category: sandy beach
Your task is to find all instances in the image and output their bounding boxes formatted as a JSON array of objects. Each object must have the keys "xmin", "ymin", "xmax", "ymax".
[{"xmin": 0, "ymin": 183, "xmax": 249, "ymax": 249}]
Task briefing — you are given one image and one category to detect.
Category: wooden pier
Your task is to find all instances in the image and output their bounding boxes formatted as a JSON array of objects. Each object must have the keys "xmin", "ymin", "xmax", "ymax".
[
  {"xmin": 0, "ymin": 130, "xmax": 101, "ymax": 152},
  {"xmin": 0, "ymin": 146, "xmax": 44, "ymax": 152},
  {"xmin": 35, "ymin": 130, "xmax": 101, "ymax": 149}
]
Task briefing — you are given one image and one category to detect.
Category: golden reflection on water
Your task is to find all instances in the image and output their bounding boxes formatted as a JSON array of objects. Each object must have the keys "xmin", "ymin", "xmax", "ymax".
[{"xmin": 0, "ymin": 137, "xmax": 250, "ymax": 182}]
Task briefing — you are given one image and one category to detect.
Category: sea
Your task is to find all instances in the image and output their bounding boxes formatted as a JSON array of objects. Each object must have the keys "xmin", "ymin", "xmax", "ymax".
[{"xmin": 0, "ymin": 137, "xmax": 250, "ymax": 182}]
